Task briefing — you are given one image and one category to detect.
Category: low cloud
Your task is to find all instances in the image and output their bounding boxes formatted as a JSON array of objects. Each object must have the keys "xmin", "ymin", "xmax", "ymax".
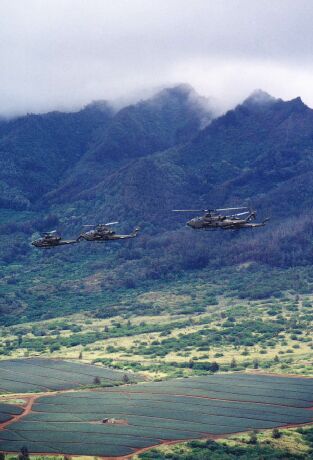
[{"xmin": 1, "ymin": 0, "xmax": 313, "ymax": 117}]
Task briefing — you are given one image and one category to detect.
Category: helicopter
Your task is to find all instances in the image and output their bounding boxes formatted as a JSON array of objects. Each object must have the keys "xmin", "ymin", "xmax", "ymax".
[
  {"xmin": 31, "ymin": 231, "xmax": 78, "ymax": 248},
  {"xmin": 77, "ymin": 222, "xmax": 140, "ymax": 242},
  {"xmin": 173, "ymin": 207, "xmax": 269, "ymax": 230}
]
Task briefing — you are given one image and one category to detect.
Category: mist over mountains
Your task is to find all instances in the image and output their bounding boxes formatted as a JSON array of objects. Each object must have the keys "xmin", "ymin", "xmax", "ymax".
[{"xmin": 1, "ymin": 83, "xmax": 313, "ymax": 322}]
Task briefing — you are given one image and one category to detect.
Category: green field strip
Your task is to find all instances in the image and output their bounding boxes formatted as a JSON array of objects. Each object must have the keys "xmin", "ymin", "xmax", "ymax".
[
  {"xmin": 42, "ymin": 391, "xmax": 313, "ymax": 419},
  {"xmin": 22, "ymin": 358, "xmax": 134, "ymax": 381},
  {"xmin": 158, "ymin": 379, "xmax": 313, "ymax": 399},
  {"xmin": 0, "ymin": 430, "xmax": 31, "ymax": 442},
  {"xmin": 121, "ymin": 380, "xmax": 313, "ymax": 402},
  {"xmin": 0, "ymin": 439, "xmax": 137, "ymax": 456},
  {"xmin": 0, "ymin": 359, "xmax": 135, "ymax": 390},
  {"xmin": 78, "ymin": 409, "xmax": 282, "ymax": 430},
  {"xmin": 122, "ymin": 414, "xmax": 266, "ymax": 434},
  {"xmin": 211, "ymin": 374, "xmax": 313, "ymax": 388},
  {"xmin": 0, "ymin": 374, "xmax": 61, "ymax": 392},
  {"xmin": 7, "ymin": 421, "xmax": 208, "ymax": 438},
  {"xmin": 31, "ymin": 400, "xmax": 313, "ymax": 425},
  {"xmin": 0, "ymin": 403, "xmax": 23, "ymax": 415},
  {"xmin": 0, "ymin": 414, "xmax": 15, "ymax": 423},
  {"xmin": 0, "ymin": 441, "xmax": 63, "ymax": 455},
  {"xmin": 1, "ymin": 429, "xmax": 160, "ymax": 447},
  {"xmin": 166, "ymin": 377, "xmax": 313, "ymax": 395},
  {"xmin": 113, "ymin": 384, "xmax": 312, "ymax": 407},
  {"xmin": 20, "ymin": 412, "xmax": 91, "ymax": 422},
  {"xmin": 19, "ymin": 406, "xmax": 281, "ymax": 429},
  {"xmin": 0, "ymin": 379, "xmax": 48, "ymax": 393},
  {"xmin": 0, "ymin": 363, "xmax": 86, "ymax": 387},
  {"xmin": 101, "ymin": 392, "xmax": 313, "ymax": 420},
  {"xmin": 0, "ymin": 362, "xmax": 100, "ymax": 388}
]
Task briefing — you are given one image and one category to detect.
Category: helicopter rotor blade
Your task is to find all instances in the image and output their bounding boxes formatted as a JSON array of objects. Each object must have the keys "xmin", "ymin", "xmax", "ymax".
[
  {"xmin": 172, "ymin": 209, "xmax": 207, "ymax": 213},
  {"xmin": 230, "ymin": 211, "xmax": 250, "ymax": 216},
  {"xmin": 42, "ymin": 230, "xmax": 57, "ymax": 234},
  {"xmin": 105, "ymin": 221, "xmax": 119, "ymax": 226},
  {"xmin": 215, "ymin": 207, "xmax": 248, "ymax": 212},
  {"xmin": 173, "ymin": 206, "xmax": 248, "ymax": 213}
]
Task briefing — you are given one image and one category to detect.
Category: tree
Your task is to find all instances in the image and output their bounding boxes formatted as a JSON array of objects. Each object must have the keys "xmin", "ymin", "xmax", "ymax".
[
  {"xmin": 0, "ymin": 452, "xmax": 5, "ymax": 460},
  {"xmin": 272, "ymin": 428, "xmax": 281, "ymax": 439},
  {"xmin": 248, "ymin": 430, "xmax": 258, "ymax": 445},
  {"xmin": 210, "ymin": 362, "xmax": 219, "ymax": 372},
  {"xmin": 18, "ymin": 446, "xmax": 29, "ymax": 460}
]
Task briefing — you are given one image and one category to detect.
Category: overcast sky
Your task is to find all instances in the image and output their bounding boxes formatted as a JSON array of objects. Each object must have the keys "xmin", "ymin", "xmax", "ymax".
[{"xmin": 1, "ymin": 0, "xmax": 313, "ymax": 117}]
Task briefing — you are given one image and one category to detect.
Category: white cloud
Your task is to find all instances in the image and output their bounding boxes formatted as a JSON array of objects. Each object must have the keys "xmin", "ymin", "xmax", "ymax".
[{"xmin": 1, "ymin": 0, "xmax": 313, "ymax": 116}]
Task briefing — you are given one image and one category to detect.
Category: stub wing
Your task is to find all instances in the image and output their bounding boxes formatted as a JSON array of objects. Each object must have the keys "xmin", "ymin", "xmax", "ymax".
[{"xmin": 111, "ymin": 227, "xmax": 140, "ymax": 240}]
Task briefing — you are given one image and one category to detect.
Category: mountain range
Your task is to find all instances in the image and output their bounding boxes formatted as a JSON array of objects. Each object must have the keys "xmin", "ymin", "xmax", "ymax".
[{"xmin": 1, "ymin": 83, "xmax": 313, "ymax": 323}]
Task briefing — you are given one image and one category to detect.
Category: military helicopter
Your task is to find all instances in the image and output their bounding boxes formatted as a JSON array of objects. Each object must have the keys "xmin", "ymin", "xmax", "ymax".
[
  {"xmin": 173, "ymin": 207, "xmax": 269, "ymax": 230},
  {"xmin": 31, "ymin": 231, "xmax": 78, "ymax": 248},
  {"xmin": 77, "ymin": 222, "xmax": 140, "ymax": 242}
]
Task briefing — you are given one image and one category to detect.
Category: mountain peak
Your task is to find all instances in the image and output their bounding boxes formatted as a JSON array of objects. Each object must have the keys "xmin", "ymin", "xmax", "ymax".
[
  {"xmin": 287, "ymin": 96, "xmax": 307, "ymax": 110},
  {"xmin": 153, "ymin": 83, "xmax": 197, "ymax": 103},
  {"xmin": 83, "ymin": 100, "xmax": 112, "ymax": 113},
  {"xmin": 243, "ymin": 89, "xmax": 277, "ymax": 108}
]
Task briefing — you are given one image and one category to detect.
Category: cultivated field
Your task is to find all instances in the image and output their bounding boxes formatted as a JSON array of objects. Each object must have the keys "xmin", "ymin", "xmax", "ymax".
[
  {"xmin": 0, "ymin": 403, "xmax": 23, "ymax": 424},
  {"xmin": 0, "ymin": 373, "xmax": 312, "ymax": 457},
  {"xmin": 0, "ymin": 358, "xmax": 137, "ymax": 393}
]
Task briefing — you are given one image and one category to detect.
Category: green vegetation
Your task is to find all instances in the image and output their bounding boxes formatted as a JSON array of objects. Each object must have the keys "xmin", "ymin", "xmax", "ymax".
[
  {"xmin": 137, "ymin": 426, "xmax": 313, "ymax": 459},
  {"xmin": 1, "ymin": 265, "xmax": 312, "ymax": 379}
]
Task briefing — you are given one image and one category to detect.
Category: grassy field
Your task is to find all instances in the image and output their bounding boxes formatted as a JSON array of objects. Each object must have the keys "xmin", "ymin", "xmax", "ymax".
[
  {"xmin": 0, "ymin": 373, "xmax": 312, "ymax": 457},
  {"xmin": 1, "ymin": 265, "xmax": 312, "ymax": 379}
]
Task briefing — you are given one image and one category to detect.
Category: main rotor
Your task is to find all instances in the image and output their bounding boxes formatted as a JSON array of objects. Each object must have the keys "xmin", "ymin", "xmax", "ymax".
[{"xmin": 172, "ymin": 206, "xmax": 249, "ymax": 215}]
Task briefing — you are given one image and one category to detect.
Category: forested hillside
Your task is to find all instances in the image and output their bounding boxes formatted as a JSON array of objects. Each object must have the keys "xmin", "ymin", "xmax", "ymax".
[{"xmin": 1, "ymin": 84, "xmax": 313, "ymax": 324}]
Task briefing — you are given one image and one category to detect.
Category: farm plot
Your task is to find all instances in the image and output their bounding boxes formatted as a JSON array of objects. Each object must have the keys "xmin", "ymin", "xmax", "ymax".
[
  {"xmin": 0, "ymin": 374, "xmax": 313, "ymax": 457},
  {"xmin": 0, "ymin": 358, "xmax": 137, "ymax": 393},
  {"xmin": 0, "ymin": 403, "xmax": 23, "ymax": 424}
]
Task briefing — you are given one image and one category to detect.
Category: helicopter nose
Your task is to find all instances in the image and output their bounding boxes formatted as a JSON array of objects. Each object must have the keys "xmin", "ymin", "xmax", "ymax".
[{"xmin": 187, "ymin": 219, "xmax": 196, "ymax": 228}]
